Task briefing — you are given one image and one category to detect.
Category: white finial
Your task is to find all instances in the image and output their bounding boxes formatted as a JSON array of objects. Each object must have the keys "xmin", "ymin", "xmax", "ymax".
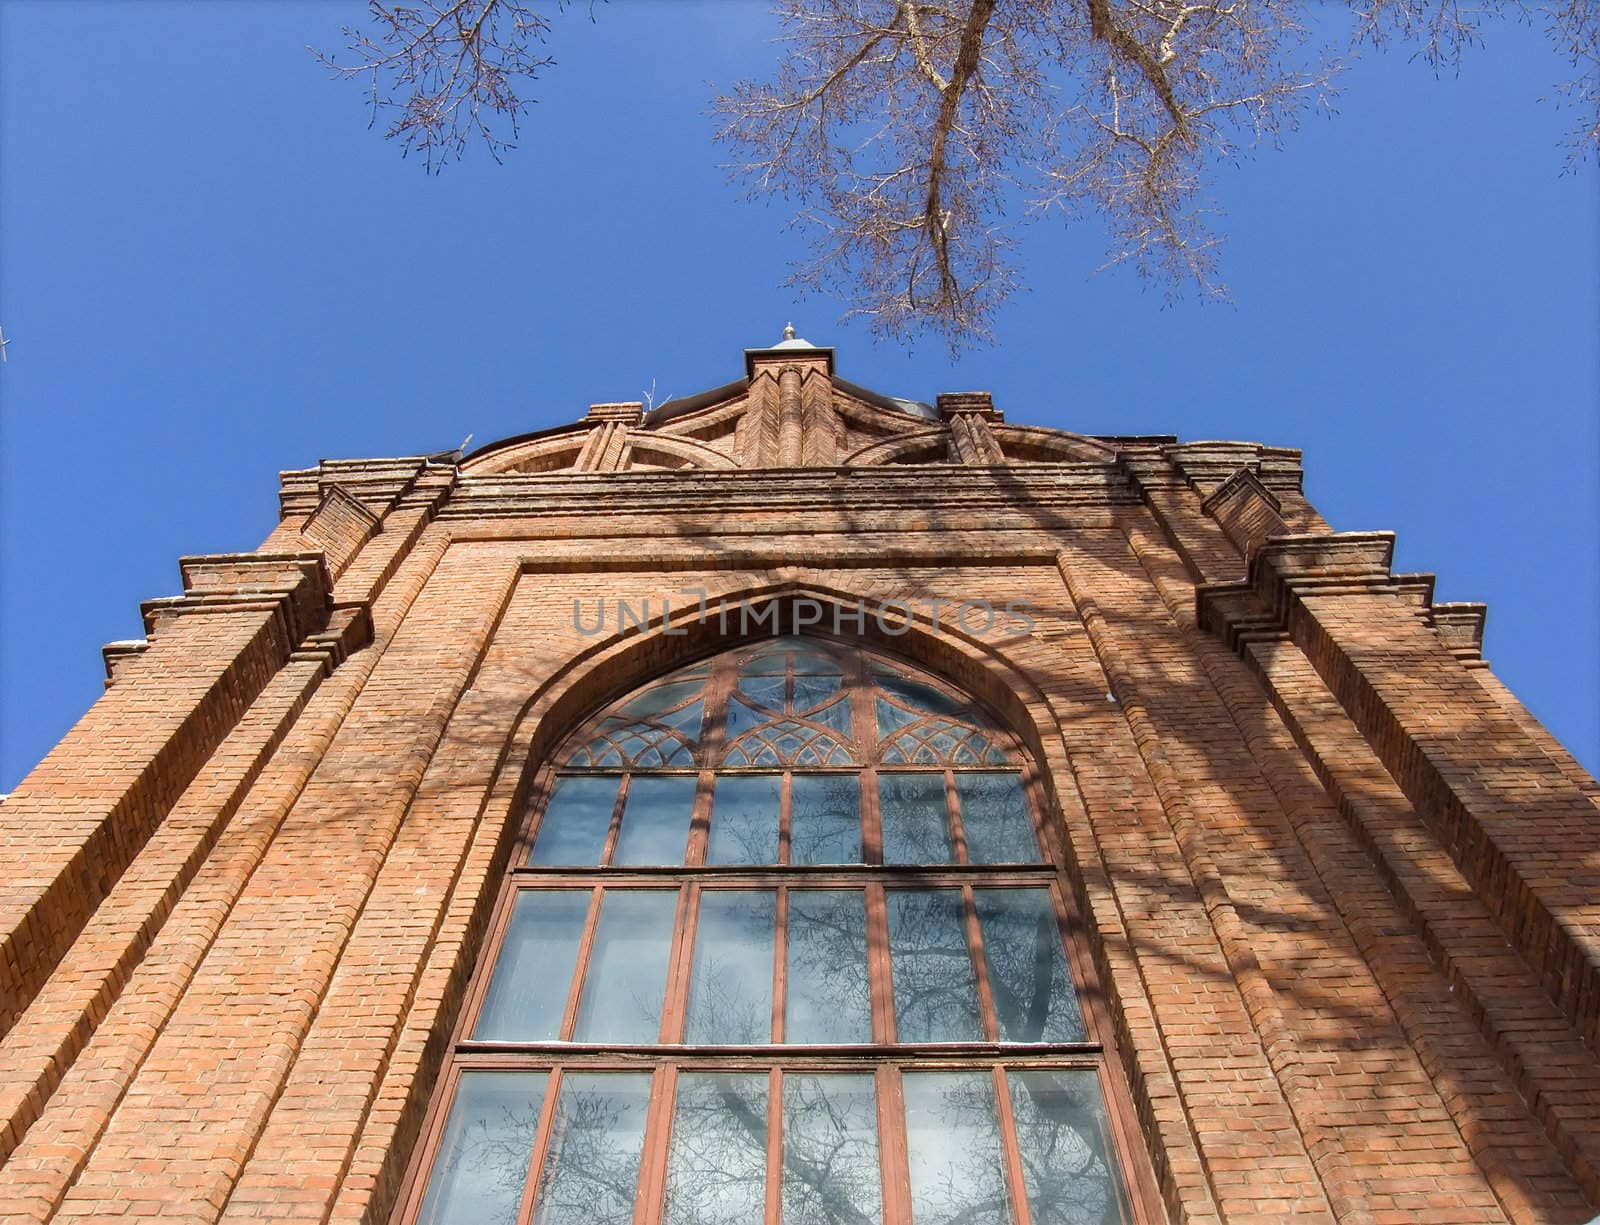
[{"xmin": 783, "ymin": 322, "xmax": 796, "ymax": 341}]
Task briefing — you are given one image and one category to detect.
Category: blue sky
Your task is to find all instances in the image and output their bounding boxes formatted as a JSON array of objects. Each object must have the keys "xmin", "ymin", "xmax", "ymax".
[{"xmin": 1, "ymin": 1, "xmax": 1596, "ymax": 787}]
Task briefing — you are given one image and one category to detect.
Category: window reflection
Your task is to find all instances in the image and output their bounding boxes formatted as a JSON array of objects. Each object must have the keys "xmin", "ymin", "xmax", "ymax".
[
  {"xmin": 529, "ymin": 1072, "xmax": 652, "ymax": 1225},
  {"xmin": 1007, "ymin": 1070, "xmax": 1131, "ymax": 1224},
  {"xmin": 786, "ymin": 890, "xmax": 872, "ymax": 1044},
  {"xmin": 474, "ymin": 890, "xmax": 590, "ymax": 1042},
  {"xmin": 880, "ymin": 774, "xmax": 954, "ymax": 864},
  {"xmin": 902, "ymin": 1071, "xmax": 1013, "ymax": 1225},
  {"xmin": 707, "ymin": 774, "xmax": 781, "ymax": 864},
  {"xmin": 661, "ymin": 1072, "xmax": 770, "ymax": 1224},
  {"xmin": 956, "ymin": 773, "xmax": 1040, "ymax": 864},
  {"xmin": 781, "ymin": 1074, "xmax": 882, "ymax": 1225},
  {"xmin": 417, "ymin": 1071, "xmax": 548, "ymax": 1225},
  {"xmin": 974, "ymin": 889, "xmax": 1086, "ymax": 1044},
  {"xmin": 789, "ymin": 774, "xmax": 861, "ymax": 863},
  {"xmin": 685, "ymin": 890, "xmax": 777, "ymax": 1044},
  {"xmin": 531, "ymin": 776, "xmax": 619, "ymax": 867},
  {"xmin": 572, "ymin": 891, "xmax": 676, "ymax": 1042},
  {"xmin": 612, "ymin": 775, "xmax": 696, "ymax": 865},
  {"xmin": 887, "ymin": 890, "xmax": 984, "ymax": 1042}
]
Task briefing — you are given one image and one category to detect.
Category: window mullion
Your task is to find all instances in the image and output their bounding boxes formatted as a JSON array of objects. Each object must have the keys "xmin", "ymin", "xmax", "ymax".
[
  {"xmin": 860, "ymin": 767, "xmax": 883, "ymax": 865},
  {"xmin": 778, "ymin": 771, "xmax": 792, "ymax": 865},
  {"xmin": 513, "ymin": 1065, "xmax": 566, "ymax": 1225},
  {"xmin": 558, "ymin": 886, "xmax": 606, "ymax": 1042},
  {"xmin": 685, "ymin": 767, "xmax": 714, "ymax": 866},
  {"xmin": 990, "ymin": 1065, "xmax": 1036, "ymax": 1225},
  {"xmin": 771, "ymin": 885, "xmax": 789, "ymax": 1044},
  {"xmin": 599, "ymin": 774, "xmax": 631, "ymax": 867},
  {"xmin": 763, "ymin": 1068, "xmax": 784, "ymax": 1225},
  {"xmin": 877, "ymin": 1064, "xmax": 913, "ymax": 1223},
  {"xmin": 865, "ymin": 882, "xmax": 895, "ymax": 1045},
  {"xmin": 658, "ymin": 885, "xmax": 698, "ymax": 1044},
  {"xmin": 632, "ymin": 1065, "xmax": 677, "ymax": 1225},
  {"xmin": 962, "ymin": 883, "xmax": 1003, "ymax": 1043},
  {"xmin": 945, "ymin": 767, "xmax": 969, "ymax": 864}
]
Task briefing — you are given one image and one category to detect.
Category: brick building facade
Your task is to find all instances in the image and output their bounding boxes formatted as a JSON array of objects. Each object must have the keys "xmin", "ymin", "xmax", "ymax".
[{"xmin": 1, "ymin": 332, "xmax": 1598, "ymax": 1224}]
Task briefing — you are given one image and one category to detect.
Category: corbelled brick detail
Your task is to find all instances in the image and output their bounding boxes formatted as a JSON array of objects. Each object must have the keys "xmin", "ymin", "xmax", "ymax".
[
  {"xmin": 2, "ymin": 344, "xmax": 1597, "ymax": 1225},
  {"xmin": 0, "ymin": 553, "xmax": 335, "ymax": 1039}
]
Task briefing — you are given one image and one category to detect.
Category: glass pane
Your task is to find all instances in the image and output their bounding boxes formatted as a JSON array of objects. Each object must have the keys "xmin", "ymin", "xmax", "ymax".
[
  {"xmin": 789, "ymin": 775, "xmax": 861, "ymax": 864},
  {"xmin": 612, "ymin": 775, "xmax": 696, "ymax": 865},
  {"xmin": 741, "ymin": 646, "xmax": 791, "ymax": 675},
  {"xmin": 974, "ymin": 890, "xmax": 1087, "ymax": 1043},
  {"xmin": 781, "ymin": 1074, "xmax": 882, "ymax": 1225},
  {"xmin": 417, "ymin": 1070, "xmax": 548, "ymax": 1225},
  {"xmin": 685, "ymin": 890, "xmax": 777, "ymax": 1043},
  {"xmin": 787, "ymin": 646, "xmax": 844, "ymax": 676},
  {"xmin": 875, "ymin": 672, "xmax": 968, "ymax": 719},
  {"xmin": 707, "ymin": 774, "xmax": 781, "ymax": 864},
  {"xmin": 887, "ymin": 890, "xmax": 983, "ymax": 1042},
  {"xmin": 1008, "ymin": 1070, "xmax": 1130, "ymax": 1224},
  {"xmin": 473, "ymin": 890, "xmax": 590, "ymax": 1041},
  {"xmin": 902, "ymin": 1071, "xmax": 1013, "ymax": 1225},
  {"xmin": 739, "ymin": 675, "xmax": 788, "ymax": 710},
  {"xmin": 956, "ymin": 773, "xmax": 1039, "ymax": 863},
  {"xmin": 619, "ymin": 679, "xmax": 704, "ymax": 718},
  {"xmin": 661, "ymin": 1072, "xmax": 770, "ymax": 1224},
  {"xmin": 791, "ymin": 673, "xmax": 843, "ymax": 711},
  {"xmin": 726, "ymin": 695, "xmax": 769, "ymax": 739},
  {"xmin": 572, "ymin": 891, "xmax": 677, "ymax": 1042},
  {"xmin": 808, "ymin": 698, "xmax": 853, "ymax": 737},
  {"xmin": 879, "ymin": 774, "xmax": 954, "ymax": 864},
  {"xmin": 530, "ymin": 776, "xmax": 619, "ymax": 866},
  {"xmin": 786, "ymin": 891, "xmax": 872, "ymax": 1044},
  {"xmin": 529, "ymin": 1072, "xmax": 652, "ymax": 1225}
]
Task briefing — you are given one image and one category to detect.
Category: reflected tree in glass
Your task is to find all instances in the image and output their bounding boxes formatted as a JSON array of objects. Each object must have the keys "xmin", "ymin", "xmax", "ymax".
[
  {"xmin": 707, "ymin": 774, "xmax": 782, "ymax": 864},
  {"xmin": 887, "ymin": 890, "xmax": 984, "ymax": 1042},
  {"xmin": 572, "ymin": 891, "xmax": 677, "ymax": 1042},
  {"xmin": 529, "ymin": 1072, "xmax": 652, "ymax": 1225},
  {"xmin": 780, "ymin": 1074, "xmax": 882, "ymax": 1225},
  {"xmin": 417, "ymin": 1071, "xmax": 548, "ymax": 1225},
  {"xmin": 685, "ymin": 891, "xmax": 777, "ymax": 1044},
  {"xmin": 1007, "ymin": 1070, "xmax": 1131, "ymax": 1224},
  {"xmin": 789, "ymin": 774, "xmax": 862, "ymax": 864},
  {"xmin": 661, "ymin": 1072, "xmax": 770, "ymax": 1225},
  {"xmin": 786, "ymin": 890, "xmax": 872, "ymax": 1044},
  {"xmin": 474, "ymin": 890, "xmax": 590, "ymax": 1042},
  {"xmin": 902, "ymin": 1071, "xmax": 1013, "ymax": 1225},
  {"xmin": 880, "ymin": 774, "xmax": 954, "ymax": 864},
  {"xmin": 956, "ymin": 773, "xmax": 1039, "ymax": 864},
  {"xmin": 974, "ymin": 889, "xmax": 1086, "ymax": 1044}
]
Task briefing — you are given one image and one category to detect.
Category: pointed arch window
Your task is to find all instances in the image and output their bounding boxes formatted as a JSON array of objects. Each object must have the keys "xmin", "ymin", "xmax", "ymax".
[{"xmin": 396, "ymin": 638, "xmax": 1157, "ymax": 1224}]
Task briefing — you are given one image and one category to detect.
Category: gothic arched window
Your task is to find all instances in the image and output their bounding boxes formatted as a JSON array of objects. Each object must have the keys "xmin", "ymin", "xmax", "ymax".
[{"xmin": 397, "ymin": 637, "xmax": 1151, "ymax": 1224}]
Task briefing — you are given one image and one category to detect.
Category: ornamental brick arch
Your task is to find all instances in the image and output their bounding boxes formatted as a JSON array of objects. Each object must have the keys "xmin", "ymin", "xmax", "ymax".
[{"xmin": 379, "ymin": 579, "xmax": 1182, "ymax": 1225}]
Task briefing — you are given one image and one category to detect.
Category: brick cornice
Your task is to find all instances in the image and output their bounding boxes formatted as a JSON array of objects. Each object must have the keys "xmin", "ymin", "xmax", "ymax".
[
  {"xmin": 139, "ymin": 552, "xmax": 334, "ymax": 648},
  {"xmin": 277, "ymin": 457, "xmax": 458, "ymax": 521},
  {"xmin": 1196, "ymin": 532, "xmax": 1396, "ymax": 651},
  {"xmin": 1196, "ymin": 531, "xmax": 1488, "ymax": 662}
]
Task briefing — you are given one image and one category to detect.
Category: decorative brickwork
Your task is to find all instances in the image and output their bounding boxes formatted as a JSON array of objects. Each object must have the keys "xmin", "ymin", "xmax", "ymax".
[{"xmin": 0, "ymin": 335, "xmax": 1596, "ymax": 1224}]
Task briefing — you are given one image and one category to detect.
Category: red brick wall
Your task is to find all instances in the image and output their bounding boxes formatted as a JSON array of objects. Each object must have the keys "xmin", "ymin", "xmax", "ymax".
[{"xmin": 1, "ymin": 411, "xmax": 1597, "ymax": 1224}]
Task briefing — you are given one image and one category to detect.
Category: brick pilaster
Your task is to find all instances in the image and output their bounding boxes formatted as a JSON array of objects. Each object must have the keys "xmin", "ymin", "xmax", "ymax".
[
  {"xmin": 1199, "ymin": 533, "xmax": 1600, "ymax": 1049},
  {"xmin": 0, "ymin": 554, "xmax": 333, "ymax": 1036}
]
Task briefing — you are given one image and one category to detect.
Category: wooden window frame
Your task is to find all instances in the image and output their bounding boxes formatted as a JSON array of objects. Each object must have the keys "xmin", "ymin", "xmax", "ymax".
[{"xmin": 393, "ymin": 638, "xmax": 1165, "ymax": 1224}]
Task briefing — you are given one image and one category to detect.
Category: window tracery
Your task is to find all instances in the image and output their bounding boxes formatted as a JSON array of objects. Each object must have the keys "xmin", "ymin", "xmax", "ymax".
[{"xmin": 398, "ymin": 637, "xmax": 1148, "ymax": 1225}]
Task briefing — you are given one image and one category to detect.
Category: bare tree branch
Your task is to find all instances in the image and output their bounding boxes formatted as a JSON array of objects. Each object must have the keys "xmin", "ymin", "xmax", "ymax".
[
  {"xmin": 320, "ymin": 0, "xmax": 1598, "ymax": 345},
  {"xmin": 314, "ymin": 0, "xmax": 571, "ymax": 171}
]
